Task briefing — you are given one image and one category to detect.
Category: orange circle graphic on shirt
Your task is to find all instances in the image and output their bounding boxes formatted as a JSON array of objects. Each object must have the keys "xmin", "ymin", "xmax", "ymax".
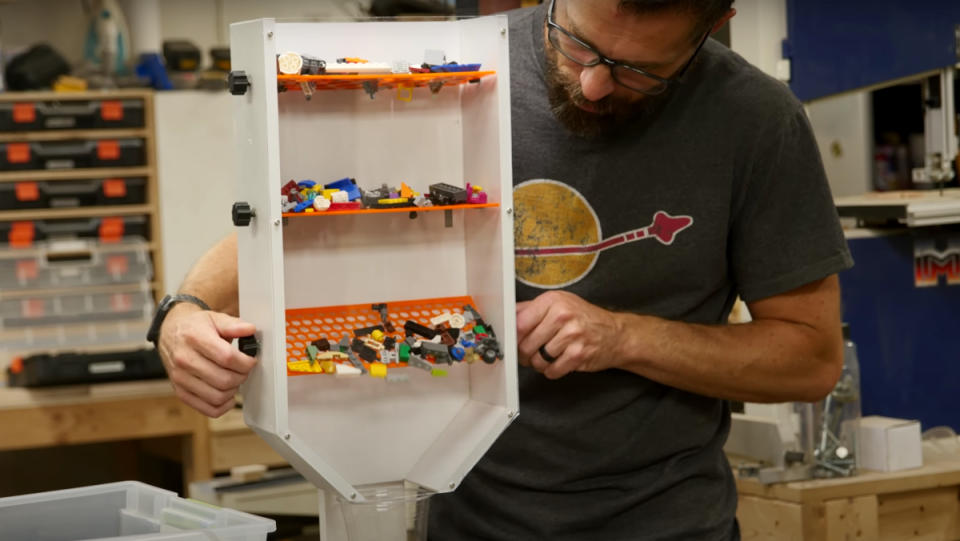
[{"xmin": 514, "ymin": 179, "xmax": 601, "ymax": 289}]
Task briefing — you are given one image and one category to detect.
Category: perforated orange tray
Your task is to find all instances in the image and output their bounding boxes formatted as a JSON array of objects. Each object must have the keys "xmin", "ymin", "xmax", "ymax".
[
  {"xmin": 285, "ymin": 295, "xmax": 481, "ymax": 376},
  {"xmin": 278, "ymin": 71, "xmax": 495, "ymax": 92}
]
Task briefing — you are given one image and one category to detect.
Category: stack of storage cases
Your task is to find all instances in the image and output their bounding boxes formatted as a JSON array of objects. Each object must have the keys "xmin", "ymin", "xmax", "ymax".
[
  {"xmin": 0, "ymin": 91, "xmax": 161, "ymax": 378},
  {"xmin": 232, "ymin": 17, "xmax": 518, "ymax": 502}
]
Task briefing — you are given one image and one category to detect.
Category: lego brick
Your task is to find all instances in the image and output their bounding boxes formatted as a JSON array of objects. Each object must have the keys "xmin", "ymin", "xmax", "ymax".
[
  {"xmin": 404, "ymin": 320, "xmax": 438, "ymax": 339},
  {"xmin": 369, "ymin": 363, "xmax": 387, "ymax": 378}
]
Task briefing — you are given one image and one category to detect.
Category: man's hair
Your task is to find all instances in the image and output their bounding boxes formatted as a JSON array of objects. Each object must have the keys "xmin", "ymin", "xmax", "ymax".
[{"xmin": 618, "ymin": 0, "xmax": 734, "ymax": 42}]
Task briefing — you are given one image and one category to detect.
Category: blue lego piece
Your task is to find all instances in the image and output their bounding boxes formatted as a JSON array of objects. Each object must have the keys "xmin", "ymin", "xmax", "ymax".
[
  {"xmin": 450, "ymin": 346, "xmax": 465, "ymax": 362},
  {"xmin": 429, "ymin": 63, "xmax": 482, "ymax": 73},
  {"xmin": 135, "ymin": 52, "xmax": 173, "ymax": 90},
  {"xmin": 293, "ymin": 201, "xmax": 313, "ymax": 213},
  {"xmin": 325, "ymin": 178, "xmax": 362, "ymax": 201},
  {"xmin": 460, "ymin": 340, "xmax": 475, "ymax": 349},
  {"xmin": 298, "ymin": 180, "xmax": 317, "ymax": 189}
]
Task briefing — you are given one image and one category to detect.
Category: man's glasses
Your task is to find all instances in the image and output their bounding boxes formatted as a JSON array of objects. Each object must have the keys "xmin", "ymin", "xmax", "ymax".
[{"xmin": 546, "ymin": 0, "xmax": 709, "ymax": 96}]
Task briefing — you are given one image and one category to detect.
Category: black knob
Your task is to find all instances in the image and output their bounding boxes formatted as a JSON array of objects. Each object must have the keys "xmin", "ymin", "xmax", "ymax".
[
  {"xmin": 229, "ymin": 71, "xmax": 250, "ymax": 95},
  {"xmin": 232, "ymin": 202, "xmax": 255, "ymax": 227},
  {"xmin": 238, "ymin": 335, "xmax": 259, "ymax": 358}
]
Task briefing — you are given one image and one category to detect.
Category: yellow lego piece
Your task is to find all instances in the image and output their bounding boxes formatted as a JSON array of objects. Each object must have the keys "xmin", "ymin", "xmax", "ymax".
[
  {"xmin": 320, "ymin": 361, "xmax": 336, "ymax": 373},
  {"xmin": 371, "ymin": 329, "xmax": 385, "ymax": 342},
  {"xmin": 377, "ymin": 197, "xmax": 409, "ymax": 205},
  {"xmin": 370, "ymin": 363, "xmax": 388, "ymax": 378},
  {"xmin": 400, "ymin": 182, "xmax": 415, "ymax": 199},
  {"xmin": 322, "ymin": 189, "xmax": 340, "ymax": 199},
  {"xmin": 287, "ymin": 360, "xmax": 325, "ymax": 373},
  {"xmin": 472, "ymin": 184, "xmax": 484, "ymax": 193}
]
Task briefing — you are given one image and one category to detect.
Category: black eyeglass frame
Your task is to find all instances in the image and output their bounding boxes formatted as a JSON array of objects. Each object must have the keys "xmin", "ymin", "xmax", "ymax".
[{"xmin": 546, "ymin": 0, "xmax": 710, "ymax": 95}]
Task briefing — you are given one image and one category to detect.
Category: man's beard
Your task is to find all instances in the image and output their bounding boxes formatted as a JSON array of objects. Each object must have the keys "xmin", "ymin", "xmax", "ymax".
[{"xmin": 544, "ymin": 49, "xmax": 671, "ymax": 139}]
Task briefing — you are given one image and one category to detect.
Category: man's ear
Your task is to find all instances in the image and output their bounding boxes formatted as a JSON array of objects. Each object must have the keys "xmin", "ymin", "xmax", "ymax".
[{"xmin": 711, "ymin": 8, "xmax": 736, "ymax": 34}]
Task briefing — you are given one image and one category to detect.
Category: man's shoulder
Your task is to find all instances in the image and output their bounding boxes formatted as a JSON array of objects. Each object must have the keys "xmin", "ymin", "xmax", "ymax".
[
  {"xmin": 505, "ymin": 5, "xmax": 541, "ymax": 35},
  {"xmin": 694, "ymin": 40, "xmax": 803, "ymax": 126}
]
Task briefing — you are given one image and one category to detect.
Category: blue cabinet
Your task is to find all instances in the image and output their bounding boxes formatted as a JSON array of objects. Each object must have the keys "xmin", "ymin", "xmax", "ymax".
[
  {"xmin": 786, "ymin": 1, "xmax": 960, "ymax": 101},
  {"xmin": 840, "ymin": 230, "xmax": 960, "ymax": 431}
]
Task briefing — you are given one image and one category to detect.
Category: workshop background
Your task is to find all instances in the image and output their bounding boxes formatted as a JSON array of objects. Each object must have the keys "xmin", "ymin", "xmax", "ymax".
[{"xmin": 0, "ymin": 0, "xmax": 959, "ymax": 540}]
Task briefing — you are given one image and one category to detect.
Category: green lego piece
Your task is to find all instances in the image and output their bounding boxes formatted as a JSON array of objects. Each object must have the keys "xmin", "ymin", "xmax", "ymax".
[
  {"xmin": 399, "ymin": 343, "xmax": 411, "ymax": 362},
  {"xmin": 473, "ymin": 324, "xmax": 487, "ymax": 335},
  {"xmin": 307, "ymin": 344, "xmax": 319, "ymax": 365},
  {"xmin": 431, "ymin": 368, "xmax": 448, "ymax": 377}
]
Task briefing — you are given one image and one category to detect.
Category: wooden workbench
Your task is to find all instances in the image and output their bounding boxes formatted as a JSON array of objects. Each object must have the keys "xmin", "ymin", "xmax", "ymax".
[
  {"xmin": 207, "ymin": 407, "xmax": 286, "ymax": 473},
  {"xmin": 737, "ymin": 456, "xmax": 960, "ymax": 540},
  {"xmin": 0, "ymin": 379, "xmax": 211, "ymax": 488}
]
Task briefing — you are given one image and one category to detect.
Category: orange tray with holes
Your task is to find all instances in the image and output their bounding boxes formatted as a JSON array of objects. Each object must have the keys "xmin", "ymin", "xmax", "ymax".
[
  {"xmin": 278, "ymin": 71, "xmax": 495, "ymax": 92},
  {"xmin": 285, "ymin": 295, "xmax": 484, "ymax": 376},
  {"xmin": 282, "ymin": 202, "xmax": 498, "ymax": 218}
]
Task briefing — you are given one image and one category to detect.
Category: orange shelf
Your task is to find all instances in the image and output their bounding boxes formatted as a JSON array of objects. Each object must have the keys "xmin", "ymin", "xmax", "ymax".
[
  {"xmin": 278, "ymin": 70, "xmax": 495, "ymax": 92},
  {"xmin": 283, "ymin": 202, "xmax": 498, "ymax": 218},
  {"xmin": 285, "ymin": 295, "xmax": 485, "ymax": 376}
]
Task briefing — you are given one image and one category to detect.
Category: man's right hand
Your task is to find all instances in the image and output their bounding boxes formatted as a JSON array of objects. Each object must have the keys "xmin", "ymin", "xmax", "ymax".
[{"xmin": 158, "ymin": 303, "xmax": 258, "ymax": 417}]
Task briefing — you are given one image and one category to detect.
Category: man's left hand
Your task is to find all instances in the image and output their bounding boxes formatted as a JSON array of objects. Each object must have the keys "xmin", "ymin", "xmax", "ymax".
[{"xmin": 516, "ymin": 290, "xmax": 624, "ymax": 379}]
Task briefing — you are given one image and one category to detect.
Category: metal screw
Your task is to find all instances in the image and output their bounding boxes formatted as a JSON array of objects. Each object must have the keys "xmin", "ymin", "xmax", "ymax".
[
  {"xmin": 350, "ymin": 492, "xmax": 357, "ymax": 500},
  {"xmin": 267, "ymin": 31, "xmax": 274, "ymax": 38},
  {"xmin": 274, "ymin": 218, "xmax": 281, "ymax": 226},
  {"xmin": 283, "ymin": 433, "xmax": 291, "ymax": 440},
  {"xmin": 501, "ymin": 28, "xmax": 507, "ymax": 36},
  {"xmin": 506, "ymin": 208, "xmax": 513, "ymax": 215},
  {"xmin": 449, "ymin": 482, "xmax": 456, "ymax": 489},
  {"xmin": 507, "ymin": 410, "xmax": 517, "ymax": 418}
]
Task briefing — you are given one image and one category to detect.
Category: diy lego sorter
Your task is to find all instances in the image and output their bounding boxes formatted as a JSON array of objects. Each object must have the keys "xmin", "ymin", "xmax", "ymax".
[{"xmin": 230, "ymin": 16, "xmax": 517, "ymax": 503}]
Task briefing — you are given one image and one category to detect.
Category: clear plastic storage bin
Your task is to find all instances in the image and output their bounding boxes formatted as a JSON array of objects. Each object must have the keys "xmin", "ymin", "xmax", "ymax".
[
  {"xmin": 0, "ymin": 287, "xmax": 153, "ymax": 328},
  {"xmin": 0, "ymin": 239, "xmax": 152, "ymax": 289},
  {"xmin": 0, "ymin": 319, "xmax": 150, "ymax": 353},
  {"xmin": 0, "ymin": 481, "xmax": 275, "ymax": 541}
]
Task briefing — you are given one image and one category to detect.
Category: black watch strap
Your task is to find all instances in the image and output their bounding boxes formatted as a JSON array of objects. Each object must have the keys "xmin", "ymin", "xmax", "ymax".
[{"xmin": 146, "ymin": 294, "xmax": 211, "ymax": 347}]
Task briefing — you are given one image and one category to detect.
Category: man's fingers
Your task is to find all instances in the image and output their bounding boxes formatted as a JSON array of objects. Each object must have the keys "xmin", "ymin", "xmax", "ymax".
[
  {"xmin": 209, "ymin": 311, "xmax": 257, "ymax": 340},
  {"xmin": 186, "ymin": 324, "xmax": 256, "ymax": 375},
  {"xmin": 168, "ymin": 364, "xmax": 237, "ymax": 408},
  {"xmin": 173, "ymin": 384, "xmax": 236, "ymax": 418},
  {"xmin": 515, "ymin": 297, "xmax": 551, "ymax": 344}
]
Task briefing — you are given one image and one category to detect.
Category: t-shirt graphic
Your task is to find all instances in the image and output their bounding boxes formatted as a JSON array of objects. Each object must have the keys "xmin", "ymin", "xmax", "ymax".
[{"xmin": 514, "ymin": 179, "xmax": 693, "ymax": 289}]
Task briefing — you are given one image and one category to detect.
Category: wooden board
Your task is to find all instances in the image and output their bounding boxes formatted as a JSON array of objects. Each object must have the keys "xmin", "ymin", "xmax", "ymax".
[{"xmin": 878, "ymin": 487, "xmax": 960, "ymax": 541}]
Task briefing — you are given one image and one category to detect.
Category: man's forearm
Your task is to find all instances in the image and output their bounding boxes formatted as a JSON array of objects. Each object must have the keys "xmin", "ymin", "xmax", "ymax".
[
  {"xmin": 615, "ymin": 314, "xmax": 843, "ymax": 403},
  {"xmin": 177, "ymin": 233, "xmax": 240, "ymax": 316}
]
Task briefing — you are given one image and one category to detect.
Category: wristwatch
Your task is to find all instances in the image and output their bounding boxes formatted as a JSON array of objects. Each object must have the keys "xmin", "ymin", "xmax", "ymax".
[{"xmin": 146, "ymin": 294, "xmax": 211, "ymax": 347}]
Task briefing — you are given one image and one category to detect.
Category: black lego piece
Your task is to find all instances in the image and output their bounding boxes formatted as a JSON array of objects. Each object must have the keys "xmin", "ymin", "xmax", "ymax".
[{"xmin": 404, "ymin": 320, "xmax": 438, "ymax": 339}]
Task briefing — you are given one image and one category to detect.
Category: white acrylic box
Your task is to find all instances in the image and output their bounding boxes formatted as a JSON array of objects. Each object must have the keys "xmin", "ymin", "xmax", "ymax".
[
  {"xmin": 230, "ymin": 17, "xmax": 517, "ymax": 502},
  {"xmin": 0, "ymin": 481, "xmax": 275, "ymax": 541},
  {"xmin": 857, "ymin": 415, "xmax": 923, "ymax": 472}
]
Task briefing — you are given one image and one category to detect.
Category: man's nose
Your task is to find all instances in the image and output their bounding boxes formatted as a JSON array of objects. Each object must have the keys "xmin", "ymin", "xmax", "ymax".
[{"xmin": 579, "ymin": 64, "xmax": 616, "ymax": 102}]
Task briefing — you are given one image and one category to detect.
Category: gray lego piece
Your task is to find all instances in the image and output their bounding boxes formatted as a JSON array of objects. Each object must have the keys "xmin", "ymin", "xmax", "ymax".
[{"xmin": 408, "ymin": 355, "xmax": 432, "ymax": 371}]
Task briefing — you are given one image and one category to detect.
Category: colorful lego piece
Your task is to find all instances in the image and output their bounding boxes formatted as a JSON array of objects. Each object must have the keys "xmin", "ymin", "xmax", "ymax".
[
  {"xmin": 325, "ymin": 177, "xmax": 362, "ymax": 201},
  {"xmin": 370, "ymin": 363, "xmax": 387, "ymax": 378},
  {"xmin": 336, "ymin": 363, "xmax": 362, "ymax": 376},
  {"xmin": 466, "ymin": 182, "xmax": 488, "ymax": 204}
]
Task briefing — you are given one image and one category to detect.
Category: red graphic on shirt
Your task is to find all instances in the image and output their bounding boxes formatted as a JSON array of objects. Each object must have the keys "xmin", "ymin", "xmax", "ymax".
[
  {"xmin": 513, "ymin": 180, "xmax": 694, "ymax": 289},
  {"xmin": 515, "ymin": 211, "xmax": 692, "ymax": 257}
]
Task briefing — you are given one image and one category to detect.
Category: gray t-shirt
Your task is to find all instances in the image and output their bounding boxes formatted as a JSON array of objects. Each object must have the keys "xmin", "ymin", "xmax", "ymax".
[{"xmin": 429, "ymin": 5, "xmax": 853, "ymax": 540}]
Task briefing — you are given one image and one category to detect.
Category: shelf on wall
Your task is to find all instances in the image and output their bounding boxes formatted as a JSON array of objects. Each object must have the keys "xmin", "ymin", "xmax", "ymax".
[
  {"xmin": 0, "ymin": 167, "xmax": 153, "ymax": 183},
  {"xmin": 282, "ymin": 202, "xmax": 498, "ymax": 218},
  {"xmin": 0, "ymin": 129, "xmax": 148, "ymax": 143},
  {"xmin": 278, "ymin": 70, "xmax": 495, "ymax": 93},
  {"xmin": 285, "ymin": 295, "xmax": 494, "ymax": 376},
  {"xmin": 0, "ymin": 204, "xmax": 151, "ymax": 221}
]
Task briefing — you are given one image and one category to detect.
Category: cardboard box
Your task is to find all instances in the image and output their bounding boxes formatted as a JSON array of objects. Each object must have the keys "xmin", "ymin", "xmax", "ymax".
[{"xmin": 857, "ymin": 416, "xmax": 923, "ymax": 472}]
